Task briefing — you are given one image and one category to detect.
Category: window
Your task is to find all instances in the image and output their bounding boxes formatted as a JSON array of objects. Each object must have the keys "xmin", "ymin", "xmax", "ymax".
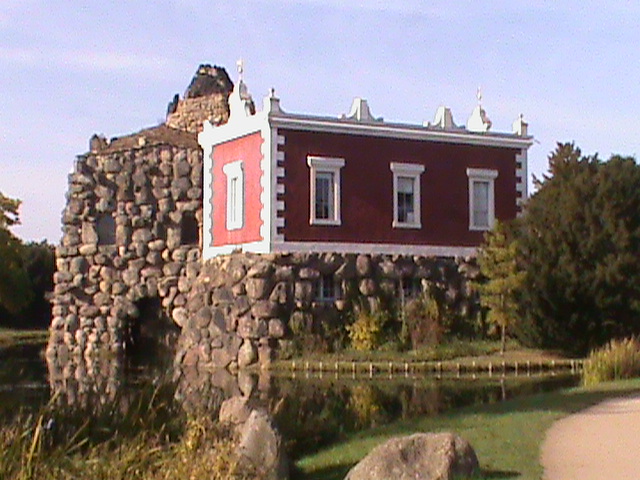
[
  {"xmin": 180, "ymin": 211, "xmax": 199, "ymax": 245},
  {"xmin": 390, "ymin": 163, "xmax": 424, "ymax": 228},
  {"xmin": 96, "ymin": 214, "xmax": 115, "ymax": 246},
  {"xmin": 222, "ymin": 160, "xmax": 244, "ymax": 230},
  {"xmin": 400, "ymin": 277, "xmax": 421, "ymax": 299},
  {"xmin": 467, "ymin": 168, "xmax": 498, "ymax": 230},
  {"xmin": 307, "ymin": 156, "xmax": 345, "ymax": 225},
  {"xmin": 315, "ymin": 274, "xmax": 338, "ymax": 302}
]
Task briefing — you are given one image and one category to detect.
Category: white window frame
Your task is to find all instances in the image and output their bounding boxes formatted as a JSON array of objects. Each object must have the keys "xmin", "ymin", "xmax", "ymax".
[
  {"xmin": 466, "ymin": 168, "xmax": 498, "ymax": 231},
  {"xmin": 222, "ymin": 160, "xmax": 244, "ymax": 230},
  {"xmin": 390, "ymin": 162, "xmax": 425, "ymax": 229},
  {"xmin": 307, "ymin": 156, "xmax": 345, "ymax": 226}
]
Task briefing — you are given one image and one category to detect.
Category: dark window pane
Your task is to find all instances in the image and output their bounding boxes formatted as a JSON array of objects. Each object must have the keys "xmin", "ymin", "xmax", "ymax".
[
  {"xmin": 97, "ymin": 215, "xmax": 115, "ymax": 246},
  {"xmin": 397, "ymin": 176, "xmax": 414, "ymax": 223},
  {"xmin": 181, "ymin": 211, "xmax": 199, "ymax": 245},
  {"xmin": 315, "ymin": 172, "xmax": 334, "ymax": 220}
]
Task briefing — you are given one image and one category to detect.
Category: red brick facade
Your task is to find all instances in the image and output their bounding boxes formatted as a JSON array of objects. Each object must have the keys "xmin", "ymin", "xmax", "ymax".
[{"xmin": 280, "ymin": 129, "xmax": 519, "ymax": 247}]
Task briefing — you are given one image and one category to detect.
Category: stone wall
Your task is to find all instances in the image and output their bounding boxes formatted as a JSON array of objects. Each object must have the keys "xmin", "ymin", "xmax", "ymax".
[
  {"xmin": 176, "ymin": 252, "xmax": 480, "ymax": 370},
  {"xmin": 48, "ymin": 65, "xmax": 233, "ymax": 364},
  {"xmin": 48, "ymin": 137, "xmax": 204, "ymax": 361}
]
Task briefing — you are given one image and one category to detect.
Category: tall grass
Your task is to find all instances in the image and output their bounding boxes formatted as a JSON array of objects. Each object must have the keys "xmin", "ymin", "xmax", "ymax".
[
  {"xmin": 0, "ymin": 383, "xmax": 254, "ymax": 480},
  {"xmin": 582, "ymin": 337, "xmax": 640, "ymax": 386}
]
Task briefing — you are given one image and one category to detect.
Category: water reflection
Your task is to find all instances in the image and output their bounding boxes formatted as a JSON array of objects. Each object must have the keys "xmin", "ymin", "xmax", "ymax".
[
  {"xmin": 267, "ymin": 373, "xmax": 577, "ymax": 458},
  {"xmin": 0, "ymin": 346, "xmax": 579, "ymax": 464}
]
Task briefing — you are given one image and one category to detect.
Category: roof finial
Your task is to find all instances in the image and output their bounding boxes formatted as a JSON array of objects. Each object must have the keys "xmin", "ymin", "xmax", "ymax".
[
  {"xmin": 476, "ymin": 86, "xmax": 483, "ymax": 105},
  {"xmin": 236, "ymin": 58, "xmax": 244, "ymax": 82}
]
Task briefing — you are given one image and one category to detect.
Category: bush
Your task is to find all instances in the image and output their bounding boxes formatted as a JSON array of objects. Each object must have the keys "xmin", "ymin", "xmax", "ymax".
[
  {"xmin": 347, "ymin": 303, "xmax": 389, "ymax": 352},
  {"xmin": 401, "ymin": 285, "xmax": 451, "ymax": 350},
  {"xmin": 582, "ymin": 337, "xmax": 640, "ymax": 386}
]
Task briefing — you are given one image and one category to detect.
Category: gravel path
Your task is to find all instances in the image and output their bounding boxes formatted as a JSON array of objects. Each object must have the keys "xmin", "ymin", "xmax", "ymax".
[{"xmin": 541, "ymin": 394, "xmax": 640, "ymax": 480}]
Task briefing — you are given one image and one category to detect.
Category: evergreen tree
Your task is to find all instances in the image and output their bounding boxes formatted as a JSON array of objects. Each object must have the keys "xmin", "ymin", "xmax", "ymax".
[
  {"xmin": 515, "ymin": 143, "xmax": 640, "ymax": 355},
  {"xmin": 474, "ymin": 221, "xmax": 525, "ymax": 354}
]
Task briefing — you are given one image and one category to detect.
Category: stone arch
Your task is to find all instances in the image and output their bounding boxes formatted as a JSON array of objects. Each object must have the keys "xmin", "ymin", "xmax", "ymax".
[{"xmin": 123, "ymin": 296, "xmax": 179, "ymax": 360}]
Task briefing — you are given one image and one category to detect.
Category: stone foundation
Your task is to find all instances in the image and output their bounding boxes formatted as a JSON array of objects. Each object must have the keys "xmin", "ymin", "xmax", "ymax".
[{"xmin": 176, "ymin": 251, "xmax": 480, "ymax": 370}]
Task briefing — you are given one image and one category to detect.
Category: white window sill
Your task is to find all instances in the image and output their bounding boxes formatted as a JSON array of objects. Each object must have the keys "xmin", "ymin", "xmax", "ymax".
[
  {"xmin": 392, "ymin": 221, "xmax": 422, "ymax": 229},
  {"xmin": 469, "ymin": 224, "xmax": 491, "ymax": 231},
  {"xmin": 310, "ymin": 219, "xmax": 342, "ymax": 226}
]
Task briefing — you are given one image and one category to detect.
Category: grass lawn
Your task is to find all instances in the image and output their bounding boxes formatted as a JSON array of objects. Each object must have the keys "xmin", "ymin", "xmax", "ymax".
[
  {"xmin": 296, "ymin": 378, "xmax": 640, "ymax": 480},
  {"xmin": 276, "ymin": 340, "xmax": 571, "ymax": 365}
]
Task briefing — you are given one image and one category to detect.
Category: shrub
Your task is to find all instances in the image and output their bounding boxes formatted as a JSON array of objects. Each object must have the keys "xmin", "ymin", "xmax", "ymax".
[
  {"xmin": 582, "ymin": 337, "xmax": 640, "ymax": 386},
  {"xmin": 347, "ymin": 303, "xmax": 389, "ymax": 351},
  {"xmin": 402, "ymin": 285, "xmax": 452, "ymax": 350}
]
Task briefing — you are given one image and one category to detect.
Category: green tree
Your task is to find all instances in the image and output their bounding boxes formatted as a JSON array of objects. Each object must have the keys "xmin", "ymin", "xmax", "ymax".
[
  {"xmin": 0, "ymin": 193, "xmax": 31, "ymax": 315},
  {"xmin": 474, "ymin": 221, "xmax": 525, "ymax": 355},
  {"xmin": 18, "ymin": 241, "xmax": 54, "ymax": 327},
  {"xmin": 515, "ymin": 143, "xmax": 640, "ymax": 355}
]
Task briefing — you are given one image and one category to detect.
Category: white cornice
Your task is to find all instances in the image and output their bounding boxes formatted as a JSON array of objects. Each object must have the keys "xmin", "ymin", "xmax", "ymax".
[
  {"xmin": 268, "ymin": 113, "xmax": 533, "ymax": 150},
  {"xmin": 199, "ymin": 110, "xmax": 533, "ymax": 151},
  {"xmin": 198, "ymin": 113, "xmax": 266, "ymax": 148},
  {"xmin": 272, "ymin": 241, "xmax": 477, "ymax": 257}
]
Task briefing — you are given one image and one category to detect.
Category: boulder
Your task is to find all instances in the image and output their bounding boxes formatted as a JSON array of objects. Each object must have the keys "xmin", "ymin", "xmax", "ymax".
[
  {"xmin": 344, "ymin": 432, "xmax": 479, "ymax": 480},
  {"xmin": 237, "ymin": 410, "xmax": 289, "ymax": 480},
  {"xmin": 237, "ymin": 339, "xmax": 258, "ymax": 368},
  {"xmin": 246, "ymin": 277, "xmax": 272, "ymax": 300},
  {"xmin": 219, "ymin": 396, "xmax": 251, "ymax": 425}
]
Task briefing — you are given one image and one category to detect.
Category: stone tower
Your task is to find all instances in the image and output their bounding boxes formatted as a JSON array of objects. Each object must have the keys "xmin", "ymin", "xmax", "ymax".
[{"xmin": 47, "ymin": 65, "xmax": 233, "ymax": 362}]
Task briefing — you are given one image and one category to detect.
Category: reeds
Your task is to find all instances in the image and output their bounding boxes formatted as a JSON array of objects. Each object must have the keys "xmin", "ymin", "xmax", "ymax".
[
  {"xmin": 582, "ymin": 337, "xmax": 640, "ymax": 386},
  {"xmin": 0, "ymin": 384, "xmax": 252, "ymax": 480}
]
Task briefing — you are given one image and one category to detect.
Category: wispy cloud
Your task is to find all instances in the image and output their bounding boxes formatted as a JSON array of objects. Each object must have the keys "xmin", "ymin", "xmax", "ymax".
[{"xmin": 0, "ymin": 46, "xmax": 172, "ymax": 73}]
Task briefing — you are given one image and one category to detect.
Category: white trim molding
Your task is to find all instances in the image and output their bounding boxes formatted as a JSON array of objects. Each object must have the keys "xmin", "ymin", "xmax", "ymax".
[
  {"xmin": 515, "ymin": 148, "xmax": 528, "ymax": 215},
  {"xmin": 390, "ymin": 162, "xmax": 425, "ymax": 229},
  {"xmin": 306, "ymin": 156, "xmax": 345, "ymax": 226},
  {"xmin": 201, "ymin": 140, "xmax": 214, "ymax": 251},
  {"xmin": 222, "ymin": 160, "xmax": 244, "ymax": 230},
  {"xmin": 269, "ymin": 113, "xmax": 534, "ymax": 150},
  {"xmin": 272, "ymin": 240, "xmax": 477, "ymax": 257},
  {"xmin": 204, "ymin": 239, "xmax": 272, "ymax": 257},
  {"xmin": 260, "ymin": 123, "xmax": 276, "ymax": 249},
  {"xmin": 273, "ymin": 131, "xmax": 285, "ymax": 242},
  {"xmin": 466, "ymin": 168, "xmax": 498, "ymax": 231}
]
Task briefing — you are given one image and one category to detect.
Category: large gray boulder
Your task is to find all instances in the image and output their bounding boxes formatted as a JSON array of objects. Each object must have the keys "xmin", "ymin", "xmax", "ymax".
[
  {"xmin": 237, "ymin": 409, "xmax": 289, "ymax": 480},
  {"xmin": 345, "ymin": 432, "xmax": 479, "ymax": 480}
]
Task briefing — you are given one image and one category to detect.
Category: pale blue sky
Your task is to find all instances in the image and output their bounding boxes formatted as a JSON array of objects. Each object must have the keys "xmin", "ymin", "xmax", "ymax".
[{"xmin": 1, "ymin": 1, "xmax": 638, "ymax": 242}]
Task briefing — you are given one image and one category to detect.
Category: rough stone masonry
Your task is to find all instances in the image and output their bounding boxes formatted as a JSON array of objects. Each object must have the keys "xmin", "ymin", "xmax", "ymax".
[{"xmin": 47, "ymin": 65, "xmax": 233, "ymax": 362}]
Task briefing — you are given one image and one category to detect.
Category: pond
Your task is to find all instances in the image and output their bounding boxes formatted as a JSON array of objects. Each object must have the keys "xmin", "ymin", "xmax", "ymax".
[{"xmin": 0, "ymin": 339, "xmax": 579, "ymax": 465}]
